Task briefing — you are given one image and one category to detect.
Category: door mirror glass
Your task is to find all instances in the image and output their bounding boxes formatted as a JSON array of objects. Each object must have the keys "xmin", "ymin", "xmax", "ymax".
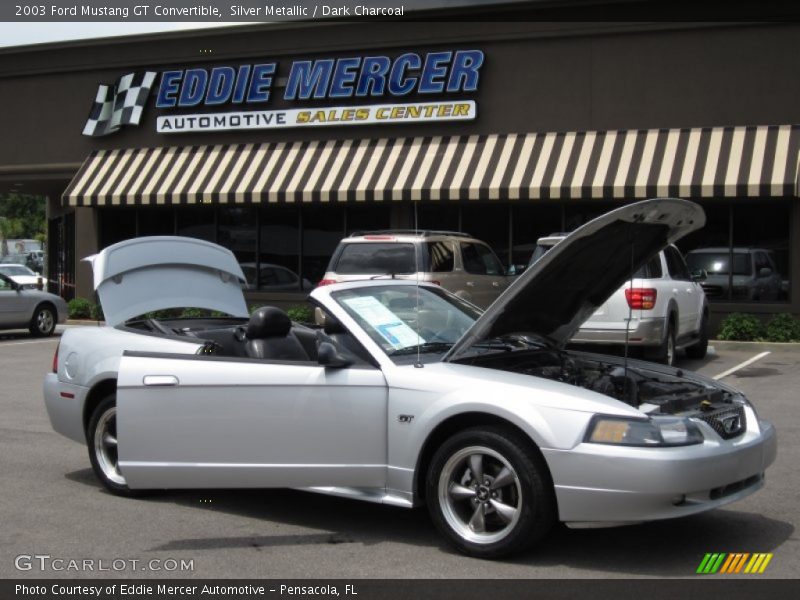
[{"xmin": 758, "ymin": 267, "xmax": 773, "ymax": 278}]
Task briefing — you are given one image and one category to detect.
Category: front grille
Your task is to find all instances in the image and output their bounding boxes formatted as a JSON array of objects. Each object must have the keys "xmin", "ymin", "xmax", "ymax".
[
  {"xmin": 699, "ymin": 405, "xmax": 746, "ymax": 440},
  {"xmin": 710, "ymin": 474, "xmax": 763, "ymax": 500}
]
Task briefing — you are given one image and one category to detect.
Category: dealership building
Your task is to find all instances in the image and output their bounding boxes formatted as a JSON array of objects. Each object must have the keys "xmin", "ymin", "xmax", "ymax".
[{"xmin": 1, "ymin": 15, "xmax": 799, "ymax": 328}]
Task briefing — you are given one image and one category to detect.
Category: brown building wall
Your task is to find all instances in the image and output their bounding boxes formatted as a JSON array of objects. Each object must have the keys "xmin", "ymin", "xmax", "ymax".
[{"xmin": 2, "ymin": 22, "xmax": 800, "ymax": 172}]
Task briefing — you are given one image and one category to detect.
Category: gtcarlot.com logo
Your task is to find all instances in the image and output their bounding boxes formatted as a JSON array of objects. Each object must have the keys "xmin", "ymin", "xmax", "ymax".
[
  {"xmin": 14, "ymin": 554, "xmax": 194, "ymax": 572},
  {"xmin": 696, "ymin": 553, "xmax": 773, "ymax": 574}
]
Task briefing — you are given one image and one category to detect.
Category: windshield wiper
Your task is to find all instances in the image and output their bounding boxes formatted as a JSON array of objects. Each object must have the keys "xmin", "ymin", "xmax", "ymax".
[{"xmin": 391, "ymin": 342, "xmax": 454, "ymax": 356}]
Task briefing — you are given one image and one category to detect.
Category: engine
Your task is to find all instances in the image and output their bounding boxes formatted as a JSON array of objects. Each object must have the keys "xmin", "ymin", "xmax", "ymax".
[{"xmin": 467, "ymin": 348, "xmax": 733, "ymax": 416}]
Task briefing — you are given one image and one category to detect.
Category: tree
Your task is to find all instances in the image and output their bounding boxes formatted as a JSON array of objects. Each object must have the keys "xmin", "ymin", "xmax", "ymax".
[{"xmin": 0, "ymin": 193, "xmax": 46, "ymax": 256}]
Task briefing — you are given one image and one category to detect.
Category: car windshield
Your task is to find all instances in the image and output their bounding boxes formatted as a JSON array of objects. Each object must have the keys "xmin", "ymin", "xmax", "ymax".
[
  {"xmin": 331, "ymin": 285, "xmax": 480, "ymax": 364},
  {"xmin": 0, "ymin": 265, "xmax": 34, "ymax": 276},
  {"xmin": 686, "ymin": 252, "xmax": 752, "ymax": 276}
]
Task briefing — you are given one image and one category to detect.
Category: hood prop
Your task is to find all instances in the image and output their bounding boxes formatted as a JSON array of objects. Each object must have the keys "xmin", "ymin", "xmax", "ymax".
[{"xmin": 622, "ymin": 236, "xmax": 635, "ymax": 401}]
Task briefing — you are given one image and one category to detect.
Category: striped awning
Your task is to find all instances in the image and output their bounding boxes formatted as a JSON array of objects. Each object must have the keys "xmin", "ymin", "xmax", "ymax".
[{"xmin": 63, "ymin": 124, "xmax": 800, "ymax": 206}]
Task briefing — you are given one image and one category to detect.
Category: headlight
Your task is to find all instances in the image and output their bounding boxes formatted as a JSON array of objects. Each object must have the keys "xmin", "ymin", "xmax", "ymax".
[{"xmin": 585, "ymin": 415, "xmax": 704, "ymax": 447}]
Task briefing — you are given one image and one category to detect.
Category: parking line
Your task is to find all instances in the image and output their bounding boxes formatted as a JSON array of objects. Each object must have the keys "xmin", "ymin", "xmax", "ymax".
[
  {"xmin": 712, "ymin": 351, "xmax": 771, "ymax": 380},
  {"xmin": 0, "ymin": 338, "xmax": 59, "ymax": 348}
]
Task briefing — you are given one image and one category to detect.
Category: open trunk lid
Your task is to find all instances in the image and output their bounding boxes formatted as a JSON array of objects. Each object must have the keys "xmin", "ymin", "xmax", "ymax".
[{"xmin": 85, "ymin": 236, "xmax": 249, "ymax": 327}]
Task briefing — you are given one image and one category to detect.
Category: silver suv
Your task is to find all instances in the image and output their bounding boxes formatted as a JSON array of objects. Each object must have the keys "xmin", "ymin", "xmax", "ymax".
[
  {"xmin": 321, "ymin": 231, "xmax": 510, "ymax": 308},
  {"xmin": 531, "ymin": 235, "xmax": 708, "ymax": 365}
]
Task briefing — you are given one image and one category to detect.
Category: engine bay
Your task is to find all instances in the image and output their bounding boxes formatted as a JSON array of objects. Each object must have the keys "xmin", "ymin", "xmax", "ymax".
[{"xmin": 465, "ymin": 348, "xmax": 737, "ymax": 417}]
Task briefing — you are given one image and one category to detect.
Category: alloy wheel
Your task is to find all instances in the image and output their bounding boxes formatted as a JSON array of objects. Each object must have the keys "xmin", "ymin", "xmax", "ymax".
[
  {"xmin": 93, "ymin": 407, "xmax": 126, "ymax": 486},
  {"xmin": 438, "ymin": 446, "xmax": 523, "ymax": 544},
  {"xmin": 37, "ymin": 309, "xmax": 54, "ymax": 334}
]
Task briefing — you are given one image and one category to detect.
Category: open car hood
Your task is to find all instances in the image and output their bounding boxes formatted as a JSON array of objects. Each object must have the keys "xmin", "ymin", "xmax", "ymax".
[
  {"xmin": 85, "ymin": 236, "xmax": 248, "ymax": 327},
  {"xmin": 443, "ymin": 198, "xmax": 705, "ymax": 362}
]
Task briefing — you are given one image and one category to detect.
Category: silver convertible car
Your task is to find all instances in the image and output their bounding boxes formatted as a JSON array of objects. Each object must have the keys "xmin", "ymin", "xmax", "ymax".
[{"xmin": 44, "ymin": 199, "xmax": 776, "ymax": 558}]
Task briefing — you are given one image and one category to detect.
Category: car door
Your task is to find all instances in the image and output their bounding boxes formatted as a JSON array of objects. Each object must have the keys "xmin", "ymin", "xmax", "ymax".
[
  {"xmin": 664, "ymin": 246, "xmax": 702, "ymax": 336},
  {"xmin": 115, "ymin": 352, "xmax": 388, "ymax": 490},
  {"xmin": 0, "ymin": 275, "xmax": 29, "ymax": 327},
  {"xmin": 458, "ymin": 242, "xmax": 507, "ymax": 308}
]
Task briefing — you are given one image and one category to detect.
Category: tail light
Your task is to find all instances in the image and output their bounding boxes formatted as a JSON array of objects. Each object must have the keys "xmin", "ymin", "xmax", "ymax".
[
  {"xmin": 625, "ymin": 288, "xmax": 657, "ymax": 310},
  {"xmin": 52, "ymin": 342, "xmax": 60, "ymax": 373},
  {"xmin": 317, "ymin": 279, "xmax": 337, "ymax": 287}
]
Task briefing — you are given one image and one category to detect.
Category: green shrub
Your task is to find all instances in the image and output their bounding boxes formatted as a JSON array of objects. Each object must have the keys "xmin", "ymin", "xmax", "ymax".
[
  {"xmin": 90, "ymin": 302, "xmax": 104, "ymax": 321},
  {"xmin": 717, "ymin": 313, "xmax": 764, "ymax": 341},
  {"xmin": 764, "ymin": 313, "xmax": 800, "ymax": 343},
  {"xmin": 180, "ymin": 307, "xmax": 207, "ymax": 318},
  {"xmin": 286, "ymin": 305, "xmax": 314, "ymax": 324},
  {"xmin": 67, "ymin": 297, "xmax": 93, "ymax": 319}
]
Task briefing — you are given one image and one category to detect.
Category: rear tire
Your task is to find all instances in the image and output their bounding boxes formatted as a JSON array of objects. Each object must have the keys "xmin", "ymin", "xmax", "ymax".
[
  {"xmin": 425, "ymin": 427, "xmax": 555, "ymax": 559},
  {"xmin": 29, "ymin": 304, "xmax": 56, "ymax": 337},
  {"xmin": 646, "ymin": 320, "xmax": 676, "ymax": 366},
  {"xmin": 87, "ymin": 395, "xmax": 141, "ymax": 497},
  {"xmin": 685, "ymin": 315, "xmax": 709, "ymax": 359}
]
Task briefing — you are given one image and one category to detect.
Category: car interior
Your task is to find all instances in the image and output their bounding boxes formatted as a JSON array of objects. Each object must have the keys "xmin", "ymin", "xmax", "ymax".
[{"xmin": 128, "ymin": 306, "xmax": 373, "ymax": 366}]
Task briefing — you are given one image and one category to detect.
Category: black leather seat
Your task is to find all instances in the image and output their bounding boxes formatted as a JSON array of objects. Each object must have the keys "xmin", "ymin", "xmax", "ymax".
[
  {"xmin": 323, "ymin": 314, "xmax": 371, "ymax": 364},
  {"xmin": 245, "ymin": 307, "xmax": 310, "ymax": 361}
]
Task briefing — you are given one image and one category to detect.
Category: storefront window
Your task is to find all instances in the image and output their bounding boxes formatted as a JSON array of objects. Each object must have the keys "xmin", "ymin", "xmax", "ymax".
[
  {"xmin": 302, "ymin": 205, "xmax": 345, "ymax": 287},
  {"xmin": 259, "ymin": 205, "xmax": 301, "ymax": 292},
  {"xmin": 219, "ymin": 207, "xmax": 257, "ymax": 289},
  {"xmin": 98, "ymin": 208, "xmax": 136, "ymax": 249},
  {"xmin": 346, "ymin": 204, "xmax": 391, "ymax": 235},
  {"xmin": 177, "ymin": 207, "xmax": 216, "ymax": 242},
  {"xmin": 512, "ymin": 204, "xmax": 563, "ymax": 270},
  {"xmin": 137, "ymin": 207, "xmax": 176, "ymax": 237},
  {"xmin": 461, "ymin": 204, "xmax": 510, "ymax": 268},
  {"xmin": 417, "ymin": 203, "xmax": 460, "ymax": 234},
  {"xmin": 679, "ymin": 202, "xmax": 790, "ymax": 304}
]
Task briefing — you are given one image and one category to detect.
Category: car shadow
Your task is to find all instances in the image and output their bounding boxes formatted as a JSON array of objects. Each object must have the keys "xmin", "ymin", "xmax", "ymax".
[
  {"xmin": 510, "ymin": 511, "xmax": 793, "ymax": 574},
  {"xmin": 0, "ymin": 330, "xmax": 62, "ymax": 342},
  {"xmin": 66, "ymin": 468, "xmax": 792, "ymax": 575}
]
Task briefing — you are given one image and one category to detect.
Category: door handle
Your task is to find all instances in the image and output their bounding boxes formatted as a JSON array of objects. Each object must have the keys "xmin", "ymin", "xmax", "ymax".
[{"xmin": 143, "ymin": 375, "xmax": 179, "ymax": 387}]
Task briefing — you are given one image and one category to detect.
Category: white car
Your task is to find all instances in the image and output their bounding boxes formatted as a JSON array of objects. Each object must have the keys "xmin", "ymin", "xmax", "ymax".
[
  {"xmin": 530, "ymin": 238, "xmax": 708, "ymax": 365},
  {"xmin": 44, "ymin": 200, "xmax": 775, "ymax": 558},
  {"xmin": 0, "ymin": 263, "xmax": 47, "ymax": 289}
]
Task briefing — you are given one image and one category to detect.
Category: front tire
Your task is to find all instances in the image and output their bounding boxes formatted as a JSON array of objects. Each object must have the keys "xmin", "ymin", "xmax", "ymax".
[
  {"xmin": 685, "ymin": 314, "xmax": 709, "ymax": 359},
  {"xmin": 29, "ymin": 304, "xmax": 56, "ymax": 337},
  {"xmin": 426, "ymin": 427, "xmax": 555, "ymax": 559},
  {"xmin": 87, "ymin": 395, "xmax": 139, "ymax": 497}
]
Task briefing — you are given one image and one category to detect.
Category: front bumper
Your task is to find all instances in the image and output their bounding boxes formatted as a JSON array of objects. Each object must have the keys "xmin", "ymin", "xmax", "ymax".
[
  {"xmin": 543, "ymin": 408, "xmax": 777, "ymax": 524},
  {"xmin": 43, "ymin": 373, "xmax": 88, "ymax": 444},
  {"xmin": 571, "ymin": 317, "xmax": 665, "ymax": 346}
]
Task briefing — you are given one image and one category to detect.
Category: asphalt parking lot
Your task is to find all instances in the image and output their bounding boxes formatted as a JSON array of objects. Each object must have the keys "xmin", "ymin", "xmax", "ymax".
[{"xmin": 0, "ymin": 326, "xmax": 796, "ymax": 579}]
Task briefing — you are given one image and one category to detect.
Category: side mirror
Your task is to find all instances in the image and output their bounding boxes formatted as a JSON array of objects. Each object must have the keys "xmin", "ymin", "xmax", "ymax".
[
  {"xmin": 691, "ymin": 269, "xmax": 707, "ymax": 282},
  {"xmin": 758, "ymin": 267, "xmax": 773, "ymax": 278},
  {"xmin": 317, "ymin": 341, "xmax": 352, "ymax": 368}
]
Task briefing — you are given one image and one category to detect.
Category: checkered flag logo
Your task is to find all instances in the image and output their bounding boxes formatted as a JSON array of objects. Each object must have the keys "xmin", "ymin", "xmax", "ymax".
[{"xmin": 83, "ymin": 71, "xmax": 157, "ymax": 137}]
